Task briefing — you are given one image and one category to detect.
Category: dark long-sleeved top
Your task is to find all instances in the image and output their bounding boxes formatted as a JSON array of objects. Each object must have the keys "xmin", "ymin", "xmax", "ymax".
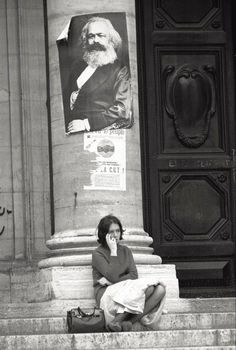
[
  {"xmin": 92, "ymin": 244, "xmax": 138, "ymax": 305},
  {"xmin": 65, "ymin": 59, "xmax": 132, "ymax": 131}
]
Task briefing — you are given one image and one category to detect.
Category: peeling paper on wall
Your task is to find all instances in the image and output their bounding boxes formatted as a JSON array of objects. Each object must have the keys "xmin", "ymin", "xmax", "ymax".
[
  {"xmin": 83, "ymin": 130, "xmax": 126, "ymax": 191},
  {"xmin": 57, "ymin": 20, "xmax": 71, "ymax": 41}
]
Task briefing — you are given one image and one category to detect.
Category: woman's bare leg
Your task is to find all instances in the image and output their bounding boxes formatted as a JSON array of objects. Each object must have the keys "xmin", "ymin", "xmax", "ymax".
[
  {"xmin": 108, "ymin": 284, "xmax": 166, "ymax": 331},
  {"xmin": 130, "ymin": 284, "xmax": 166, "ymax": 324}
]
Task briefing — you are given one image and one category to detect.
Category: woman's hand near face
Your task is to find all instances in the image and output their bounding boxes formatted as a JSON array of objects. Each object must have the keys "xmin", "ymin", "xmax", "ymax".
[{"xmin": 106, "ymin": 233, "xmax": 117, "ymax": 256}]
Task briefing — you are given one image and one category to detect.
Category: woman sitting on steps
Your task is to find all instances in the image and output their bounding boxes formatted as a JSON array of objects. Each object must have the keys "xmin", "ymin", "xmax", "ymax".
[{"xmin": 92, "ymin": 214, "xmax": 166, "ymax": 332}]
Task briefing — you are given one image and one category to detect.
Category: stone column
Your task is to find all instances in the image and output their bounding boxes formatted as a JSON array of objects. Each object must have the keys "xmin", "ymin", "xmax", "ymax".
[
  {"xmin": 0, "ymin": 0, "xmax": 51, "ymax": 303},
  {"xmin": 38, "ymin": 0, "xmax": 179, "ymax": 301},
  {"xmin": 39, "ymin": 0, "xmax": 160, "ymax": 265},
  {"xmin": 0, "ymin": 0, "xmax": 50, "ymax": 265}
]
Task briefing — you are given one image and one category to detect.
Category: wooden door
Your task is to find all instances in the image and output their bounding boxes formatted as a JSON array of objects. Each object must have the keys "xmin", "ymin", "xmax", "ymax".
[{"xmin": 136, "ymin": 0, "xmax": 236, "ymax": 296}]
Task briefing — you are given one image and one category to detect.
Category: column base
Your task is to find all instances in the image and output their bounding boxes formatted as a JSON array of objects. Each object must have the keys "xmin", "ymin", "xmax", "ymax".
[
  {"xmin": 26, "ymin": 264, "xmax": 179, "ymax": 303},
  {"xmin": 35, "ymin": 228, "xmax": 179, "ymax": 302},
  {"xmin": 38, "ymin": 228, "xmax": 162, "ymax": 268}
]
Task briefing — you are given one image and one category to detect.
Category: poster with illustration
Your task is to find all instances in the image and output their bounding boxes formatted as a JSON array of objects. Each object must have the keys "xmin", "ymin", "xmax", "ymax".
[
  {"xmin": 57, "ymin": 12, "xmax": 133, "ymax": 134},
  {"xmin": 83, "ymin": 129, "xmax": 126, "ymax": 191}
]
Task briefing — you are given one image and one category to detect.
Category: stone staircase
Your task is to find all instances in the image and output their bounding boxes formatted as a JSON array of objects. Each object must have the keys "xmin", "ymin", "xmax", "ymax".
[{"xmin": 0, "ymin": 298, "xmax": 235, "ymax": 350}]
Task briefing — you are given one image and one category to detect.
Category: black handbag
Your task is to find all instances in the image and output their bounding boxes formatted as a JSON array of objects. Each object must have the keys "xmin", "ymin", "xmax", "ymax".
[{"xmin": 67, "ymin": 306, "xmax": 106, "ymax": 333}]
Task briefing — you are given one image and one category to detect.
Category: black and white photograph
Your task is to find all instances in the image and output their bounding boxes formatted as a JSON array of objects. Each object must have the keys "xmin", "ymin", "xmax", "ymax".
[{"xmin": 0, "ymin": 0, "xmax": 235, "ymax": 348}]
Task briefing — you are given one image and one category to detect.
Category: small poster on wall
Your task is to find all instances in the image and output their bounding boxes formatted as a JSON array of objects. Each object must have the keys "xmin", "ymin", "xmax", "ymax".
[
  {"xmin": 83, "ymin": 130, "xmax": 126, "ymax": 191},
  {"xmin": 57, "ymin": 12, "xmax": 133, "ymax": 134}
]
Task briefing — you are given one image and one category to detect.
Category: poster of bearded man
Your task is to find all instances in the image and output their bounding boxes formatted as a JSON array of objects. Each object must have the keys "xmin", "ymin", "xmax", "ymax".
[{"xmin": 57, "ymin": 13, "xmax": 133, "ymax": 134}]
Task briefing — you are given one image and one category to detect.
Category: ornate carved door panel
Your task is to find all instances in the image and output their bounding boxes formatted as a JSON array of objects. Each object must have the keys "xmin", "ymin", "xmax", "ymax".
[{"xmin": 137, "ymin": 0, "xmax": 236, "ymax": 296}]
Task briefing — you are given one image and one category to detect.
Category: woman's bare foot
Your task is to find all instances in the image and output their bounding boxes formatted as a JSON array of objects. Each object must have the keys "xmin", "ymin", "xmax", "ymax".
[{"xmin": 107, "ymin": 321, "xmax": 122, "ymax": 332}]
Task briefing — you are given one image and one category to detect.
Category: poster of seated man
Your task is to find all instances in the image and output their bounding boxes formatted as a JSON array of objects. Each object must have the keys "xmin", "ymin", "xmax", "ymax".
[{"xmin": 57, "ymin": 12, "xmax": 133, "ymax": 134}]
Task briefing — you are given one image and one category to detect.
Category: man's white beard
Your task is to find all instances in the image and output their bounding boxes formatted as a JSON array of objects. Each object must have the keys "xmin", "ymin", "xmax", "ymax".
[{"xmin": 83, "ymin": 45, "xmax": 117, "ymax": 67}]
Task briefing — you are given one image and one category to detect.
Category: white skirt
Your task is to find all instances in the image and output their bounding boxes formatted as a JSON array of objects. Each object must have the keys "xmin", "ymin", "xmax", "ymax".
[{"xmin": 100, "ymin": 277, "xmax": 166, "ymax": 328}]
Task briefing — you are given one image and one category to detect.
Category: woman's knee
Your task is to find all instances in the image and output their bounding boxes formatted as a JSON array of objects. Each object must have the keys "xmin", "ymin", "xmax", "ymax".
[{"xmin": 155, "ymin": 284, "xmax": 166, "ymax": 299}]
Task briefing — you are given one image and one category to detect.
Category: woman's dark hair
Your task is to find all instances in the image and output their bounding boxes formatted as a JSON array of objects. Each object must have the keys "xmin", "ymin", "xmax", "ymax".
[{"xmin": 97, "ymin": 214, "xmax": 124, "ymax": 246}]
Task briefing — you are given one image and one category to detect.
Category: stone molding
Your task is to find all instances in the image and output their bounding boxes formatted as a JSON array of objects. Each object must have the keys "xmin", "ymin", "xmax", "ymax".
[{"xmin": 38, "ymin": 227, "xmax": 162, "ymax": 268}]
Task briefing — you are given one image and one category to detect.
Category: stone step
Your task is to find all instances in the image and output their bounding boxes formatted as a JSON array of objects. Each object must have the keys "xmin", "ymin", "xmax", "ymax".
[
  {"xmin": 100, "ymin": 348, "xmax": 236, "ymax": 350},
  {"xmin": 112, "ymin": 348, "xmax": 236, "ymax": 350},
  {"xmin": 0, "ymin": 312, "xmax": 235, "ymax": 336},
  {"xmin": 0, "ymin": 329, "xmax": 235, "ymax": 350},
  {"xmin": 0, "ymin": 298, "xmax": 235, "ymax": 319},
  {"xmin": 154, "ymin": 312, "xmax": 236, "ymax": 331}
]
